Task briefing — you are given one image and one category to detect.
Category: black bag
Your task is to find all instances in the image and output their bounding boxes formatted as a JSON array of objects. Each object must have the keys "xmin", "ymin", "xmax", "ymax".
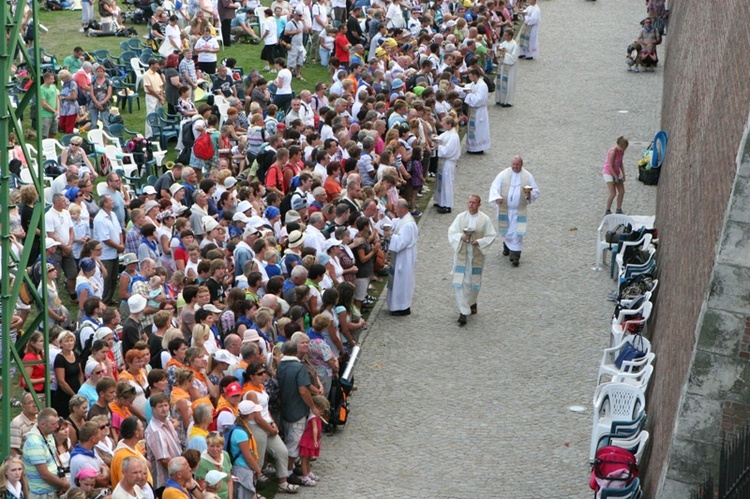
[
  {"xmin": 605, "ymin": 223, "xmax": 632, "ymax": 245},
  {"xmin": 483, "ymin": 74, "xmax": 496, "ymax": 93},
  {"xmin": 254, "ymin": 146, "xmax": 277, "ymax": 183},
  {"xmin": 46, "ymin": 0, "xmax": 63, "ymax": 10},
  {"xmin": 638, "ymin": 163, "xmax": 660, "ymax": 185},
  {"xmin": 177, "ymin": 120, "xmax": 196, "ymax": 164}
]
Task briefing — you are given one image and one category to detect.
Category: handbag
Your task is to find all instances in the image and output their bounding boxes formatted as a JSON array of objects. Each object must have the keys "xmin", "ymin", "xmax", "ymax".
[{"xmin": 614, "ymin": 334, "xmax": 646, "ymax": 369}]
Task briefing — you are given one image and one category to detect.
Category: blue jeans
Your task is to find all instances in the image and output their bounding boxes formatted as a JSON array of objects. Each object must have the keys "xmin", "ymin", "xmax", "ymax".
[
  {"xmin": 319, "ymin": 48, "xmax": 331, "ymax": 67},
  {"xmin": 89, "ymin": 105, "xmax": 110, "ymax": 132}
]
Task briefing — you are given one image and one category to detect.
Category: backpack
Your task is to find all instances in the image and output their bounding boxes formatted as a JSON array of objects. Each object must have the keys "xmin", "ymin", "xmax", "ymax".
[
  {"xmin": 216, "ymin": 310, "xmax": 237, "ymax": 338},
  {"xmin": 590, "ymin": 446, "xmax": 639, "ymax": 492},
  {"xmin": 46, "ymin": 0, "xmax": 63, "ymax": 10},
  {"xmin": 324, "ymin": 375, "xmax": 350, "ymax": 434},
  {"xmin": 279, "ymin": 191, "xmax": 302, "ymax": 222},
  {"xmin": 605, "ymin": 223, "xmax": 632, "ymax": 245},
  {"xmin": 483, "ymin": 74, "xmax": 496, "ymax": 93},
  {"xmin": 223, "ymin": 424, "xmax": 257, "ymax": 464},
  {"xmin": 254, "ymin": 146, "xmax": 277, "ymax": 183},
  {"xmin": 177, "ymin": 120, "xmax": 197, "ymax": 164},
  {"xmin": 193, "ymin": 132, "xmax": 215, "ymax": 160},
  {"xmin": 208, "ymin": 406, "xmax": 235, "ymax": 433}
]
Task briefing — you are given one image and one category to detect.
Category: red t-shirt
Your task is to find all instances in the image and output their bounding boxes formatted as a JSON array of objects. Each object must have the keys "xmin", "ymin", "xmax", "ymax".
[
  {"xmin": 335, "ymin": 33, "xmax": 350, "ymax": 63},
  {"xmin": 173, "ymin": 246, "xmax": 189, "ymax": 267},
  {"xmin": 265, "ymin": 163, "xmax": 286, "ymax": 194}
]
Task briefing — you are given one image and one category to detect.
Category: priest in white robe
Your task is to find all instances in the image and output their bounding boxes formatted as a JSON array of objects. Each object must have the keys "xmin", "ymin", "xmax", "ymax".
[
  {"xmin": 519, "ymin": 0, "xmax": 541, "ymax": 59},
  {"xmin": 464, "ymin": 69, "xmax": 491, "ymax": 154},
  {"xmin": 488, "ymin": 156, "xmax": 540, "ymax": 266},
  {"xmin": 448, "ymin": 195, "xmax": 497, "ymax": 325},
  {"xmin": 496, "ymin": 29, "xmax": 519, "ymax": 107},
  {"xmin": 385, "ymin": 199, "xmax": 419, "ymax": 315},
  {"xmin": 435, "ymin": 116, "xmax": 461, "ymax": 213}
]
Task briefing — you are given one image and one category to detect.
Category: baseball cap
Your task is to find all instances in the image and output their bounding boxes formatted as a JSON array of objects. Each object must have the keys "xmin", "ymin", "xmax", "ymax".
[
  {"xmin": 46, "ymin": 237, "xmax": 60, "ymax": 248},
  {"xmin": 204, "ymin": 217, "xmax": 219, "ymax": 232},
  {"xmin": 233, "ymin": 212, "xmax": 250, "ymax": 223},
  {"xmin": 204, "ymin": 470, "xmax": 228, "ymax": 487},
  {"xmin": 223, "ymin": 381, "xmax": 243, "ymax": 397},
  {"xmin": 202, "ymin": 304, "xmax": 222, "ymax": 314},
  {"xmin": 213, "ymin": 349, "xmax": 236, "ymax": 366},
  {"xmin": 143, "ymin": 185, "xmax": 157, "ymax": 195},
  {"xmin": 65, "ymin": 187, "xmax": 80, "ymax": 202}
]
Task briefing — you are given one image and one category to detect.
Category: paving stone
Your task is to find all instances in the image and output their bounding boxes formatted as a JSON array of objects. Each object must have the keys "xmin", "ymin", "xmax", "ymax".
[{"xmin": 310, "ymin": 0, "xmax": 661, "ymax": 497}]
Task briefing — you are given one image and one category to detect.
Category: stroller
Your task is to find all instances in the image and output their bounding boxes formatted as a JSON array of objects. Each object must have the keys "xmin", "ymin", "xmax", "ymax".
[{"xmin": 122, "ymin": 0, "xmax": 156, "ymax": 24}]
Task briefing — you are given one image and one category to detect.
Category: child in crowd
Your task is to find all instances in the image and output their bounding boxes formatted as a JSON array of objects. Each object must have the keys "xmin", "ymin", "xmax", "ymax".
[
  {"xmin": 264, "ymin": 248, "xmax": 281, "ymax": 278},
  {"xmin": 70, "ymin": 203, "xmax": 90, "ymax": 261},
  {"xmin": 0, "ymin": 455, "xmax": 29, "ymax": 499},
  {"xmin": 298, "ymin": 394, "xmax": 330, "ymax": 486},
  {"xmin": 411, "ymin": 145, "xmax": 425, "ymax": 200},
  {"xmin": 185, "ymin": 243, "xmax": 201, "ymax": 279},
  {"xmin": 641, "ymin": 43, "xmax": 658, "ymax": 72},
  {"xmin": 167, "ymin": 270, "xmax": 184, "ymax": 300},
  {"xmin": 265, "ymin": 104, "xmax": 279, "ymax": 134},
  {"xmin": 148, "ymin": 276, "xmax": 166, "ymax": 309},
  {"xmin": 231, "ymin": 136, "xmax": 248, "ymax": 174}
]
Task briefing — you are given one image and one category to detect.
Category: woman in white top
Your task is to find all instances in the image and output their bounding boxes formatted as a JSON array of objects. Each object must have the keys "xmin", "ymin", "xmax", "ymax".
[
  {"xmin": 160, "ymin": 15, "xmax": 183, "ymax": 57},
  {"xmin": 194, "ymin": 26, "xmax": 220, "ymax": 74},
  {"xmin": 157, "ymin": 210, "xmax": 177, "ymax": 274},
  {"xmin": 272, "ymin": 59, "xmax": 294, "ymax": 113},
  {"xmin": 260, "ymin": 10, "xmax": 278, "ymax": 72}
]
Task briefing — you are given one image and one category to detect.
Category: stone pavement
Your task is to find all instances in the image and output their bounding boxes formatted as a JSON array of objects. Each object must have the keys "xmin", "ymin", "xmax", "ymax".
[{"xmin": 311, "ymin": 1, "xmax": 662, "ymax": 497}]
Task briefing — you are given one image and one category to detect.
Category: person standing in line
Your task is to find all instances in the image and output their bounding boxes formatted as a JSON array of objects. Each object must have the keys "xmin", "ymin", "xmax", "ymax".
[
  {"xmin": 464, "ymin": 69, "xmax": 490, "ymax": 155},
  {"xmin": 384, "ymin": 199, "xmax": 418, "ymax": 316},
  {"xmin": 495, "ymin": 29, "xmax": 519, "ymax": 107},
  {"xmin": 143, "ymin": 59, "xmax": 165, "ymax": 139},
  {"xmin": 603, "ymin": 136, "xmax": 629, "ymax": 215},
  {"xmin": 488, "ymin": 156, "xmax": 540, "ymax": 267},
  {"xmin": 448, "ymin": 195, "xmax": 497, "ymax": 326},
  {"xmin": 435, "ymin": 117, "xmax": 461, "ymax": 214},
  {"xmin": 519, "ymin": 0, "xmax": 541, "ymax": 60},
  {"xmin": 217, "ymin": 0, "xmax": 241, "ymax": 47},
  {"xmin": 93, "ymin": 194, "xmax": 125, "ymax": 306}
]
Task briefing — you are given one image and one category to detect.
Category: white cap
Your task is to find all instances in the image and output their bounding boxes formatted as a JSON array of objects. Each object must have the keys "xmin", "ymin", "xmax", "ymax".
[
  {"xmin": 233, "ymin": 212, "xmax": 250, "ymax": 224},
  {"xmin": 224, "ymin": 177, "xmax": 238, "ymax": 189},
  {"xmin": 212, "ymin": 349, "xmax": 235, "ymax": 365},
  {"xmin": 127, "ymin": 295, "xmax": 147, "ymax": 314},
  {"xmin": 202, "ymin": 304, "xmax": 222, "ymax": 314},
  {"xmin": 142, "ymin": 186, "xmax": 157, "ymax": 195},
  {"xmin": 238, "ymin": 400, "xmax": 262, "ymax": 415},
  {"xmin": 204, "ymin": 470, "xmax": 228, "ymax": 487},
  {"xmin": 46, "ymin": 237, "xmax": 61, "ymax": 248},
  {"xmin": 237, "ymin": 200, "xmax": 252, "ymax": 214}
]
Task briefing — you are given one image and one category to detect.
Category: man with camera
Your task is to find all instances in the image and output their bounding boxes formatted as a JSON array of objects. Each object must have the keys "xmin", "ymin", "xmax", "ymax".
[{"xmin": 23, "ymin": 408, "xmax": 71, "ymax": 498}]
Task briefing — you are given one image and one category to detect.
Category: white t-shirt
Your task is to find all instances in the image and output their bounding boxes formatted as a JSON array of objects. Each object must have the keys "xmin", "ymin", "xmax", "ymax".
[
  {"xmin": 263, "ymin": 17, "xmax": 278, "ymax": 45},
  {"xmin": 275, "ymin": 68, "xmax": 293, "ymax": 95},
  {"xmin": 45, "ymin": 208, "xmax": 73, "ymax": 246},
  {"xmin": 194, "ymin": 36, "xmax": 219, "ymax": 63},
  {"xmin": 332, "ymin": 0, "xmax": 345, "ymax": 7},
  {"xmin": 311, "ymin": 2, "xmax": 327, "ymax": 31}
]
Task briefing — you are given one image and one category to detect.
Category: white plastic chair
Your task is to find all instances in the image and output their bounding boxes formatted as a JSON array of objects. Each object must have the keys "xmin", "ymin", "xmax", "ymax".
[
  {"xmin": 598, "ymin": 336, "xmax": 653, "ymax": 385},
  {"xmin": 215, "ymin": 94, "xmax": 230, "ymax": 127},
  {"xmin": 609, "ymin": 431, "xmax": 650, "ymax": 464},
  {"xmin": 96, "ymin": 182, "xmax": 108, "ymax": 197},
  {"xmin": 611, "ymin": 300, "xmax": 653, "ymax": 347},
  {"xmin": 594, "ymin": 214, "xmax": 634, "ymax": 271},
  {"xmin": 131, "ymin": 57, "xmax": 147, "ymax": 92},
  {"xmin": 44, "ymin": 186, "xmax": 53, "ymax": 205},
  {"xmin": 612, "ymin": 364, "xmax": 654, "ymax": 391},
  {"xmin": 19, "ymin": 168, "xmax": 34, "ymax": 185},
  {"xmin": 590, "ymin": 382, "xmax": 646, "ymax": 462},
  {"xmin": 615, "ymin": 233, "xmax": 653, "ymax": 279},
  {"xmin": 611, "ymin": 318, "xmax": 647, "ymax": 349},
  {"xmin": 23, "ymin": 143, "xmax": 40, "ymax": 170},
  {"xmin": 619, "ymin": 247, "xmax": 657, "ymax": 284},
  {"xmin": 88, "ymin": 129, "xmax": 122, "ymax": 153},
  {"xmin": 151, "ymin": 141, "xmax": 167, "ymax": 169},
  {"xmin": 42, "ymin": 138, "xmax": 65, "ymax": 162}
]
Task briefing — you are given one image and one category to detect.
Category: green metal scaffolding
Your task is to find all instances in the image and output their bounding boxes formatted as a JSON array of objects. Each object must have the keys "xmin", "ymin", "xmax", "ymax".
[{"xmin": 1, "ymin": 0, "xmax": 50, "ymax": 458}]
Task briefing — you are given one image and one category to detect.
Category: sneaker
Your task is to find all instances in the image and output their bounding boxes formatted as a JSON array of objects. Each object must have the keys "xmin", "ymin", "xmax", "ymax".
[
  {"xmin": 605, "ymin": 209, "xmax": 612, "ymax": 215},
  {"xmin": 634, "ymin": 67, "xmax": 640, "ymax": 73},
  {"xmin": 262, "ymin": 465, "xmax": 276, "ymax": 475},
  {"xmin": 416, "ymin": 192, "xmax": 423, "ymax": 197},
  {"xmin": 308, "ymin": 472, "xmax": 320, "ymax": 481},
  {"xmin": 411, "ymin": 210, "xmax": 422, "ymax": 217},
  {"xmin": 615, "ymin": 209, "xmax": 624, "ymax": 214},
  {"xmin": 79, "ymin": 27, "xmax": 85, "ymax": 32},
  {"xmin": 300, "ymin": 475, "xmax": 317, "ymax": 487},
  {"xmin": 10, "ymin": 397, "xmax": 21, "ymax": 407}
]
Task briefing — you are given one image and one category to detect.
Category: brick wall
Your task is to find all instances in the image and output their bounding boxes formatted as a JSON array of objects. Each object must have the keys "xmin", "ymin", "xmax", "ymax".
[{"xmin": 644, "ymin": 0, "xmax": 750, "ymax": 496}]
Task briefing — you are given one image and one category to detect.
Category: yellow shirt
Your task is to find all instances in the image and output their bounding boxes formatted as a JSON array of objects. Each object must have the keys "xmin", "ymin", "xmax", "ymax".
[
  {"xmin": 143, "ymin": 69, "xmax": 164, "ymax": 97},
  {"xmin": 162, "ymin": 486, "xmax": 189, "ymax": 499},
  {"xmin": 110, "ymin": 442, "xmax": 153, "ymax": 489}
]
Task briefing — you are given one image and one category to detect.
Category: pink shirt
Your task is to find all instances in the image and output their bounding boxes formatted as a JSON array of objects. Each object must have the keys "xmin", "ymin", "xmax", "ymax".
[{"xmin": 602, "ymin": 146, "xmax": 624, "ymax": 177}]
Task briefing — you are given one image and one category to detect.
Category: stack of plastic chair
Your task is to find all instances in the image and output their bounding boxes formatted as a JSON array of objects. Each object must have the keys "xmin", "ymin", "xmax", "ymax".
[{"xmin": 590, "ymin": 383, "xmax": 645, "ymax": 462}]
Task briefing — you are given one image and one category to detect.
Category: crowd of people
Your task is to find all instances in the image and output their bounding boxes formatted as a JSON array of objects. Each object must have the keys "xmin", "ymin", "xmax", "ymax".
[{"xmin": 0, "ymin": 0, "xmax": 562, "ymax": 497}]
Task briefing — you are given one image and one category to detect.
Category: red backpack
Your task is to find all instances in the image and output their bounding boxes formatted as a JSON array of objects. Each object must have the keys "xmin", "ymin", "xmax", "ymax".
[
  {"xmin": 207, "ymin": 406, "xmax": 235, "ymax": 432},
  {"xmin": 590, "ymin": 446, "xmax": 639, "ymax": 491},
  {"xmin": 193, "ymin": 133, "xmax": 215, "ymax": 160}
]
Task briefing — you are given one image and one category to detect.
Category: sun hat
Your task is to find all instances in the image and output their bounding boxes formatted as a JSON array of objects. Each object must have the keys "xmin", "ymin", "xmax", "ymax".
[
  {"xmin": 233, "ymin": 212, "xmax": 250, "ymax": 223},
  {"xmin": 247, "ymin": 215, "xmax": 266, "ymax": 228},
  {"xmin": 45, "ymin": 237, "xmax": 60, "ymax": 249},
  {"xmin": 204, "ymin": 217, "xmax": 220, "ymax": 232},
  {"xmin": 128, "ymin": 294, "xmax": 147, "ymax": 314},
  {"xmin": 122, "ymin": 253, "xmax": 138, "ymax": 266},
  {"xmin": 170, "ymin": 183, "xmax": 184, "ymax": 195},
  {"xmin": 224, "ymin": 177, "xmax": 238, "ymax": 189},
  {"xmin": 213, "ymin": 349, "xmax": 236, "ymax": 366},
  {"xmin": 143, "ymin": 185, "xmax": 157, "ymax": 195},
  {"xmin": 238, "ymin": 400, "xmax": 262, "ymax": 416},
  {"xmin": 285, "ymin": 210, "xmax": 301, "ymax": 223},
  {"xmin": 291, "ymin": 196, "xmax": 308, "ymax": 211},
  {"xmin": 287, "ymin": 230, "xmax": 306, "ymax": 248},
  {"xmin": 237, "ymin": 200, "xmax": 252, "ymax": 213},
  {"xmin": 242, "ymin": 329, "xmax": 261, "ymax": 343},
  {"xmin": 144, "ymin": 200, "xmax": 160, "ymax": 213},
  {"xmin": 391, "ymin": 78, "xmax": 404, "ymax": 90}
]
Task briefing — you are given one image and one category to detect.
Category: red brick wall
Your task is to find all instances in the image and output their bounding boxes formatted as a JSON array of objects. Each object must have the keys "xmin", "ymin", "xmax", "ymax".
[{"xmin": 644, "ymin": 1, "xmax": 750, "ymax": 495}]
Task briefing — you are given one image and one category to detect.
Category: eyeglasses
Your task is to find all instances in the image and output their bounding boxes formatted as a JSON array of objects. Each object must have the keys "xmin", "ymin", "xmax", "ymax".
[
  {"xmin": 77, "ymin": 192, "xmax": 84, "ymax": 197},
  {"xmin": 94, "ymin": 488, "xmax": 111, "ymax": 499}
]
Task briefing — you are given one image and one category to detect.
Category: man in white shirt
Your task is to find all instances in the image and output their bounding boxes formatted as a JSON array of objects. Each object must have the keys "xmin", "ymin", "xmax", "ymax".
[
  {"xmin": 310, "ymin": 0, "xmax": 327, "ymax": 62},
  {"xmin": 111, "ymin": 456, "xmax": 146, "ymax": 499},
  {"xmin": 304, "ymin": 212, "xmax": 328, "ymax": 253},
  {"xmin": 46, "ymin": 193, "xmax": 77, "ymax": 297}
]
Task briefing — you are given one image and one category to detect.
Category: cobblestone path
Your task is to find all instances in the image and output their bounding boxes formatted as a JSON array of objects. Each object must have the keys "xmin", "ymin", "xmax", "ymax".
[{"xmin": 312, "ymin": 0, "xmax": 662, "ymax": 496}]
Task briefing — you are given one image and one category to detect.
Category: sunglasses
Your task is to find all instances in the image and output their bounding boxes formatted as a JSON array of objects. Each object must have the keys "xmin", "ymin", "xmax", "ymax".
[
  {"xmin": 93, "ymin": 370, "xmax": 103, "ymax": 375},
  {"xmin": 94, "ymin": 488, "xmax": 111, "ymax": 499},
  {"xmin": 100, "ymin": 423, "xmax": 111, "ymax": 429}
]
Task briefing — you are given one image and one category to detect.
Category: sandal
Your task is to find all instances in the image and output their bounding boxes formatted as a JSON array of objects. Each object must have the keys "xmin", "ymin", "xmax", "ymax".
[
  {"xmin": 278, "ymin": 482, "xmax": 300, "ymax": 493},
  {"xmin": 299, "ymin": 475, "xmax": 317, "ymax": 487}
]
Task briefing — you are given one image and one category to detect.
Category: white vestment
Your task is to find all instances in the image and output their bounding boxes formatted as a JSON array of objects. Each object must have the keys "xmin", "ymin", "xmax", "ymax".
[
  {"xmin": 496, "ymin": 39, "xmax": 519, "ymax": 105},
  {"xmin": 464, "ymin": 78, "xmax": 491, "ymax": 152},
  {"xmin": 448, "ymin": 210, "xmax": 497, "ymax": 315},
  {"xmin": 488, "ymin": 168, "xmax": 540, "ymax": 251},
  {"xmin": 386, "ymin": 214, "xmax": 418, "ymax": 311},
  {"xmin": 436, "ymin": 129, "xmax": 461, "ymax": 208},
  {"xmin": 520, "ymin": 4, "xmax": 541, "ymax": 58}
]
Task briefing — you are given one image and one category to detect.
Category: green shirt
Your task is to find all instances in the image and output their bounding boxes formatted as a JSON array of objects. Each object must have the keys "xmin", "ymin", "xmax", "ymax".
[
  {"xmin": 40, "ymin": 83, "xmax": 59, "ymax": 119},
  {"xmin": 63, "ymin": 55, "xmax": 83, "ymax": 74},
  {"xmin": 22, "ymin": 426, "xmax": 60, "ymax": 495},
  {"xmin": 195, "ymin": 452, "xmax": 232, "ymax": 499}
]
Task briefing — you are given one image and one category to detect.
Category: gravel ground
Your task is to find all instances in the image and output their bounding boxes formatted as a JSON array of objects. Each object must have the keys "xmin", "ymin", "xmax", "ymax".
[{"xmin": 308, "ymin": 0, "xmax": 662, "ymax": 497}]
